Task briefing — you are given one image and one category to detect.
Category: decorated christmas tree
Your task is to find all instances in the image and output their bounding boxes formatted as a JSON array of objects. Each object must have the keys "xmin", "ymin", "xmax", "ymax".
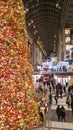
[{"xmin": 0, "ymin": 0, "xmax": 40, "ymax": 129}]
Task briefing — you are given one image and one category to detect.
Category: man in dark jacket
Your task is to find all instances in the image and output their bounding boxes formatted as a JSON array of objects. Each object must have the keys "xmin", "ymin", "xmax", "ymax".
[
  {"xmin": 61, "ymin": 106, "xmax": 66, "ymax": 121},
  {"xmin": 56, "ymin": 105, "xmax": 61, "ymax": 121}
]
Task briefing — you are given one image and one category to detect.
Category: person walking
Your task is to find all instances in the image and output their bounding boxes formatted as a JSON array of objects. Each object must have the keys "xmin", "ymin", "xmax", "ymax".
[
  {"xmin": 54, "ymin": 94, "xmax": 58, "ymax": 105},
  {"xmin": 56, "ymin": 105, "xmax": 61, "ymax": 121},
  {"xmin": 66, "ymin": 96, "xmax": 70, "ymax": 108},
  {"xmin": 48, "ymin": 93, "xmax": 52, "ymax": 105},
  {"xmin": 61, "ymin": 106, "xmax": 66, "ymax": 122},
  {"xmin": 39, "ymin": 111, "xmax": 44, "ymax": 122},
  {"xmin": 63, "ymin": 85, "xmax": 66, "ymax": 96},
  {"xmin": 71, "ymin": 99, "xmax": 73, "ymax": 114}
]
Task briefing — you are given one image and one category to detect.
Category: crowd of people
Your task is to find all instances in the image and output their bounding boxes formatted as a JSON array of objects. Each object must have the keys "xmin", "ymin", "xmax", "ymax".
[{"xmin": 34, "ymin": 74, "xmax": 73, "ymax": 123}]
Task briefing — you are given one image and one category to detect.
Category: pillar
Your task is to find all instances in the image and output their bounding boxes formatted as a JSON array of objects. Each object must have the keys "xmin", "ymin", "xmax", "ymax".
[{"xmin": 58, "ymin": 28, "xmax": 65, "ymax": 61}]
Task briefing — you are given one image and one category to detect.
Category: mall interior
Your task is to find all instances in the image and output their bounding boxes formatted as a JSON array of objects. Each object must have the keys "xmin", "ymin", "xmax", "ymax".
[{"xmin": 0, "ymin": 0, "xmax": 73, "ymax": 130}]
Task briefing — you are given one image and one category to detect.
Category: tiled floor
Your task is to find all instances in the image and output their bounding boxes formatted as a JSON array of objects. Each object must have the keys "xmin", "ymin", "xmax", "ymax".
[{"xmin": 50, "ymin": 121, "xmax": 73, "ymax": 129}]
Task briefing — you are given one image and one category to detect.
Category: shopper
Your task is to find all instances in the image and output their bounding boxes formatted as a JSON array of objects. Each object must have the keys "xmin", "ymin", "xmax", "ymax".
[
  {"xmin": 68, "ymin": 86, "xmax": 71, "ymax": 95},
  {"xmin": 47, "ymin": 79, "xmax": 50, "ymax": 87},
  {"xmin": 48, "ymin": 93, "xmax": 52, "ymax": 105},
  {"xmin": 49, "ymin": 85, "xmax": 51, "ymax": 93},
  {"xmin": 39, "ymin": 111, "xmax": 44, "ymax": 122},
  {"xmin": 63, "ymin": 85, "xmax": 66, "ymax": 96},
  {"xmin": 61, "ymin": 106, "xmax": 66, "ymax": 122},
  {"xmin": 38, "ymin": 85, "xmax": 43, "ymax": 93},
  {"xmin": 71, "ymin": 90, "xmax": 73, "ymax": 101},
  {"xmin": 56, "ymin": 105, "xmax": 61, "ymax": 121},
  {"xmin": 43, "ymin": 81, "xmax": 46, "ymax": 87},
  {"xmin": 71, "ymin": 99, "xmax": 73, "ymax": 114},
  {"xmin": 39, "ymin": 104, "xmax": 45, "ymax": 122},
  {"xmin": 54, "ymin": 94, "xmax": 58, "ymax": 105},
  {"xmin": 66, "ymin": 96, "xmax": 70, "ymax": 107}
]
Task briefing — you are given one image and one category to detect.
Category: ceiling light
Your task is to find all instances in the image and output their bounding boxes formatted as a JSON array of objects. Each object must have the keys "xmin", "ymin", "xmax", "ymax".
[
  {"xmin": 28, "ymin": 23, "xmax": 31, "ymax": 26},
  {"xmin": 33, "ymin": 25, "xmax": 36, "ymax": 29},
  {"xmin": 24, "ymin": 10, "xmax": 26, "ymax": 13},
  {"xmin": 34, "ymin": 31, "xmax": 36, "ymax": 35},
  {"xmin": 65, "ymin": 37, "xmax": 70, "ymax": 43},
  {"xmin": 54, "ymin": 35, "xmax": 56, "ymax": 38},
  {"xmin": 26, "ymin": 8, "xmax": 29, "ymax": 12},
  {"xmin": 31, "ymin": 20, "xmax": 34, "ymax": 23},
  {"xmin": 36, "ymin": 0, "xmax": 39, "ymax": 2},
  {"xmin": 34, "ymin": 30, "xmax": 38, "ymax": 35},
  {"xmin": 35, "ymin": 30, "xmax": 38, "ymax": 33},
  {"xmin": 65, "ymin": 29, "xmax": 70, "ymax": 35},
  {"xmin": 59, "ymin": 6, "xmax": 61, "ymax": 10},
  {"xmin": 56, "ymin": 3, "xmax": 59, "ymax": 8}
]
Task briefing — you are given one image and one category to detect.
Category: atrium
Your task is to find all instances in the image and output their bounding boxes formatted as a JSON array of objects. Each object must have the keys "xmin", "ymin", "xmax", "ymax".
[
  {"xmin": 0, "ymin": 0, "xmax": 73, "ymax": 130},
  {"xmin": 23, "ymin": 0, "xmax": 73, "ymax": 64}
]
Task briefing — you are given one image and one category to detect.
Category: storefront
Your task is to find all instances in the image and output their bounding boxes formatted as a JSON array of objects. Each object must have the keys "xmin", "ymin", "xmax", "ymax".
[{"xmin": 54, "ymin": 72, "xmax": 73, "ymax": 85}]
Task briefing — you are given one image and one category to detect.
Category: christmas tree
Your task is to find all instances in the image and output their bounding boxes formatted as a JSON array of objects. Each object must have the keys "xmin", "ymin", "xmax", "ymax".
[{"xmin": 0, "ymin": 0, "xmax": 40, "ymax": 129}]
